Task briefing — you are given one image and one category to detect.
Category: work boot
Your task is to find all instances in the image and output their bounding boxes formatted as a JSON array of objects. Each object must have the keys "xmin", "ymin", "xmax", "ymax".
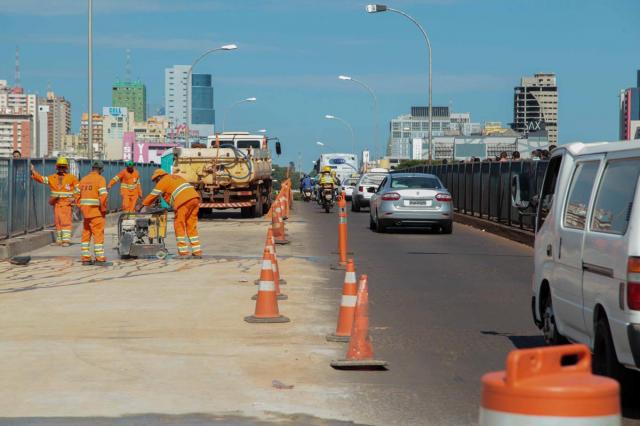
[
  {"xmin": 192, "ymin": 253, "xmax": 203, "ymax": 259},
  {"xmin": 81, "ymin": 258, "xmax": 94, "ymax": 266},
  {"xmin": 61, "ymin": 242, "xmax": 71, "ymax": 247}
]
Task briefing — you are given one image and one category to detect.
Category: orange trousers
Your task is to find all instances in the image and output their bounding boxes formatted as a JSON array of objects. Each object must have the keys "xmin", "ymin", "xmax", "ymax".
[
  {"xmin": 121, "ymin": 191, "xmax": 139, "ymax": 213},
  {"xmin": 174, "ymin": 198, "xmax": 201, "ymax": 256},
  {"xmin": 81, "ymin": 216, "xmax": 106, "ymax": 261},
  {"xmin": 53, "ymin": 201, "xmax": 73, "ymax": 243}
]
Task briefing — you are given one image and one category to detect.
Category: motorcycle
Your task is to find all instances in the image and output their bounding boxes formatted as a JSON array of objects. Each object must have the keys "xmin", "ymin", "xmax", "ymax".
[
  {"xmin": 321, "ymin": 184, "xmax": 335, "ymax": 213},
  {"xmin": 302, "ymin": 188, "xmax": 312, "ymax": 202}
]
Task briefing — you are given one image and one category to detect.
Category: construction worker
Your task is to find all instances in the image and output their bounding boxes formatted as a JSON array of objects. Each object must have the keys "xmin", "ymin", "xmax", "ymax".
[
  {"xmin": 140, "ymin": 169, "xmax": 201, "ymax": 258},
  {"xmin": 78, "ymin": 161, "xmax": 108, "ymax": 265},
  {"xmin": 108, "ymin": 160, "xmax": 142, "ymax": 212},
  {"xmin": 31, "ymin": 157, "xmax": 79, "ymax": 246}
]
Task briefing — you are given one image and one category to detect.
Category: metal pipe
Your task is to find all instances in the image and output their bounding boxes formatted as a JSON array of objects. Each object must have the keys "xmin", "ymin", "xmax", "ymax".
[{"xmin": 88, "ymin": 0, "xmax": 93, "ymax": 160}]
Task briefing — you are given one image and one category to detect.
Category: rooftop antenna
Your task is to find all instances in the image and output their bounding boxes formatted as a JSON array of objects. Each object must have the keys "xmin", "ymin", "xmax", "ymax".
[
  {"xmin": 15, "ymin": 45, "xmax": 21, "ymax": 88},
  {"xmin": 125, "ymin": 48, "xmax": 132, "ymax": 82}
]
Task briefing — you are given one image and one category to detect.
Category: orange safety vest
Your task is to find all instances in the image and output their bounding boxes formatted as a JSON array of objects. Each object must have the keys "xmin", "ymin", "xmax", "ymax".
[
  {"xmin": 109, "ymin": 168, "xmax": 142, "ymax": 195},
  {"xmin": 143, "ymin": 174, "xmax": 199, "ymax": 210},
  {"xmin": 32, "ymin": 170, "xmax": 80, "ymax": 206},
  {"xmin": 78, "ymin": 171, "xmax": 108, "ymax": 219}
]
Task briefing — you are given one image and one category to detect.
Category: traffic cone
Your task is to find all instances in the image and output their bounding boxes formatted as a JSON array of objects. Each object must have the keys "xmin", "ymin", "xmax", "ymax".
[
  {"xmin": 279, "ymin": 193, "xmax": 289, "ymax": 220},
  {"xmin": 245, "ymin": 248, "xmax": 290, "ymax": 323},
  {"xmin": 331, "ymin": 275, "xmax": 388, "ymax": 370},
  {"xmin": 272, "ymin": 198, "xmax": 290, "ymax": 245},
  {"xmin": 252, "ymin": 248, "xmax": 287, "ymax": 301},
  {"xmin": 255, "ymin": 228, "xmax": 286, "ymax": 285},
  {"xmin": 326, "ymin": 259, "xmax": 357, "ymax": 342},
  {"xmin": 480, "ymin": 344, "xmax": 620, "ymax": 425},
  {"xmin": 331, "ymin": 192, "xmax": 349, "ymax": 270}
]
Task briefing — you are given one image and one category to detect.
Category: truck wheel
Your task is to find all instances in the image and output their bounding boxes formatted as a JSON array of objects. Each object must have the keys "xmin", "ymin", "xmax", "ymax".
[
  {"xmin": 253, "ymin": 197, "xmax": 264, "ymax": 218},
  {"xmin": 593, "ymin": 316, "xmax": 624, "ymax": 381}
]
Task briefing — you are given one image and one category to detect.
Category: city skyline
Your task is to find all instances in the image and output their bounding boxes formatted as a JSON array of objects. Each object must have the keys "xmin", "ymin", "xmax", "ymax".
[{"xmin": 0, "ymin": 0, "xmax": 639, "ymax": 163}]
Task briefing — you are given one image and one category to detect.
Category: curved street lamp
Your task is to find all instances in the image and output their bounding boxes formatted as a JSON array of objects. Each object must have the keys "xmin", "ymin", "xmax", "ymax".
[
  {"xmin": 324, "ymin": 114, "xmax": 356, "ymax": 154},
  {"xmin": 366, "ymin": 4, "xmax": 433, "ymax": 162},
  {"xmin": 185, "ymin": 44, "xmax": 237, "ymax": 146},
  {"xmin": 338, "ymin": 75, "xmax": 379, "ymax": 160},
  {"xmin": 222, "ymin": 97, "xmax": 257, "ymax": 132}
]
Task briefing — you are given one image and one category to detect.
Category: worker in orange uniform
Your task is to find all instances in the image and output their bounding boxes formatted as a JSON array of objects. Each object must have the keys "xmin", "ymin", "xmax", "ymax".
[
  {"xmin": 107, "ymin": 160, "xmax": 142, "ymax": 212},
  {"xmin": 140, "ymin": 169, "xmax": 202, "ymax": 258},
  {"xmin": 31, "ymin": 157, "xmax": 79, "ymax": 246},
  {"xmin": 78, "ymin": 160, "xmax": 109, "ymax": 265}
]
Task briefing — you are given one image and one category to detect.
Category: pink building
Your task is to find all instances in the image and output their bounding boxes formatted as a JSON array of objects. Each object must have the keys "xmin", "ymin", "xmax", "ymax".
[{"xmin": 122, "ymin": 131, "xmax": 176, "ymax": 165}]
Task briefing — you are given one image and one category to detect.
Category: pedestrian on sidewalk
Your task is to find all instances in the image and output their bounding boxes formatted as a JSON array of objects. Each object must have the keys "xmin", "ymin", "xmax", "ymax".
[
  {"xmin": 31, "ymin": 157, "xmax": 79, "ymax": 246},
  {"xmin": 107, "ymin": 160, "xmax": 142, "ymax": 212},
  {"xmin": 140, "ymin": 169, "xmax": 202, "ymax": 258},
  {"xmin": 78, "ymin": 161, "xmax": 108, "ymax": 265}
]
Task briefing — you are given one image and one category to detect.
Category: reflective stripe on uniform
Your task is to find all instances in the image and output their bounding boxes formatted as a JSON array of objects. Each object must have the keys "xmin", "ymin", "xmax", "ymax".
[
  {"xmin": 169, "ymin": 183, "xmax": 192, "ymax": 205},
  {"xmin": 113, "ymin": 176, "xmax": 120, "ymax": 182},
  {"xmin": 188, "ymin": 236, "xmax": 199, "ymax": 243},
  {"xmin": 121, "ymin": 183, "xmax": 138, "ymax": 190},
  {"xmin": 51, "ymin": 191, "xmax": 74, "ymax": 198},
  {"xmin": 80, "ymin": 199, "xmax": 100, "ymax": 205},
  {"xmin": 98, "ymin": 187, "xmax": 107, "ymax": 195},
  {"xmin": 151, "ymin": 189, "xmax": 162, "ymax": 195},
  {"xmin": 42, "ymin": 176, "xmax": 49, "ymax": 184},
  {"xmin": 190, "ymin": 244, "xmax": 201, "ymax": 251}
]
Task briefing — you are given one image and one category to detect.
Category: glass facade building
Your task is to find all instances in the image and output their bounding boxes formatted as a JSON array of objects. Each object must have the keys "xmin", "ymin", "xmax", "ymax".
[{"xmin": 191, "ymin": 74, "xmax": 215, "ymax": 127}]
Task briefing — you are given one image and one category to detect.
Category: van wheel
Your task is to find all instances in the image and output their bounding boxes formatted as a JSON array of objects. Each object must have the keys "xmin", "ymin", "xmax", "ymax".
[
  {"xmin": 541, "ymin": 295, "xmax": 566, "ymax": 345},
  {"xmin": 593, "ymin": 317, "xmax": 624, "ymax": 380}
]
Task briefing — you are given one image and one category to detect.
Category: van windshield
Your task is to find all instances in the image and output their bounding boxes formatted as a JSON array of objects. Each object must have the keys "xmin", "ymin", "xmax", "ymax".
[{"xmin": 236, "ymin": 140, "xmax": 261, "ymax": 149}]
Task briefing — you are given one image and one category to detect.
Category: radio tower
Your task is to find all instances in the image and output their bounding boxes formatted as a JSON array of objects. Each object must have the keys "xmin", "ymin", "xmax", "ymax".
[
  {"xmin": 14, "ymin": 46, "xmax": 21, "ymax": 88},
  {"xmin": 125, "ymin": 48, "xmax": 132, "ymax": 82}
]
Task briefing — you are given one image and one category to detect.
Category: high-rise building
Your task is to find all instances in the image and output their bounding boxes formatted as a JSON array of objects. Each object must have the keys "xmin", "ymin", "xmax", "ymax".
[
  {"xmin": 80, "ymin": 112, "xmax": 104, "ymax": 157},
  {"xmin": 165, "ymin": 65, "xmax": 189, "ymax": 128},
  {"xmin": 164, "ymin": 65, "xmax": 215, "ymax": 137},
  {"xmin": 620, "ymin": 70, "xmax": 640, "ymax": 140},
  {"xmin": 102, "ymin": 106, "xmax": 134, "ymax": 160},
  {"xmin": 44, "ymin": 91, "xmax": 71, "ymax": 155},
  {"xmin": 190, "ymin": 73, "xmax": 215, "ymax": 137},
  {"xmin": 112, "ymin": 80, "xmax": 146, "ymax": 122},
  {"xmin": 0, "ymin": 112, "xmax": 31, "ymax": 157},
  {"xmin": 0, "ymin": 81, "xmax": 38, "ymax": 156},
  {"xmin": 36, "ymin": 105, "xmax": 49, "ymax": 157},
  {"xmin": 511, "ymin": 73, "xmax": 558, "ymax": 145}
]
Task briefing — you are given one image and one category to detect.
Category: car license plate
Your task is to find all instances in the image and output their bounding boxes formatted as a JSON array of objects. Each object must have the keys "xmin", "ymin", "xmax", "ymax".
[{"xmin": 406, "ymin": 199, "xmax": 431, "ymax": 207}]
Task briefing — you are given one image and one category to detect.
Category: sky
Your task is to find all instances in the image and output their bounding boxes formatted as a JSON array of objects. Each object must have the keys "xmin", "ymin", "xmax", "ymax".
[{"xmin": 0, "ymin": 0, "xmax": 639, "ymax": 167}]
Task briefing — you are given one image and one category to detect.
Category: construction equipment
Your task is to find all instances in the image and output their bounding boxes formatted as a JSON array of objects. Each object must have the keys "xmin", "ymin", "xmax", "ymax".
[
  {"xmin": 171, "ymin": 132, "xmax": 281, "ymax": 218},
  {"xmin": 117, "ymin": 208, "xmax": 168, "ymax": 259}
]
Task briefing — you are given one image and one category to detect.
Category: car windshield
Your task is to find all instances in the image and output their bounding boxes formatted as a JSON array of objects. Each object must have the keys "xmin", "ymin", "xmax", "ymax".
[
  {"xmin": 361, "ymin": 174, "xmax": 386, "ymax": 186},
  {"xmin": 390, "ymin": 176, "xmax": 441, "ymax": 189},
  {"xmin": 343, "ymin": 178, "xmax": 359, "ymax": 186}
]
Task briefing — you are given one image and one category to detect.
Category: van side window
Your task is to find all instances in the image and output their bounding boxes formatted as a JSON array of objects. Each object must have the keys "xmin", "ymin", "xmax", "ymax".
[
  {"xmin": 563, "ymin": 161, "xmax": 600, "ymax": 230},
  {"xmin": 590, "ymin": 159, "xmax": 640, "ymax": 235},
  {"xmin": 537, "ymin": 155, "xmax": 562, "ymax": 230}
]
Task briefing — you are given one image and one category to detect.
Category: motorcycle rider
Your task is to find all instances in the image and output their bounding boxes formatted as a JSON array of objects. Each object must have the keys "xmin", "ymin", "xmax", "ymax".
[{"xmin": 301, "ymin": 174, "xmax": 313, "ymax": 200}]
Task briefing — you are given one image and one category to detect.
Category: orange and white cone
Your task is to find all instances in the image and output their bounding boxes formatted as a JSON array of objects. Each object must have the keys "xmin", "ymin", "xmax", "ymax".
[
  {"xmin": 245, "ymin": 248, "xmax": 290, "ymax": 323},
  {"xmin": 255, "ymin": 228, "xmax": 287, "ymax": 286},
  {"xmin": 331, "ymin": 275, "xmax": 388, "ymax": 369},
  {"xmin": 252, "ymin": 248, "xmax": 287, "ymax": 301},
  {"xmin": 272, "ymin": 198, "xmax": 290, "ymax": 245},
  {"xmin": 326, "ymin": 259, "xmax": 357, "ymax": 342},
  {"xmin": 480, "ymin": 344, "xmax": 620, "ymax": 425}
]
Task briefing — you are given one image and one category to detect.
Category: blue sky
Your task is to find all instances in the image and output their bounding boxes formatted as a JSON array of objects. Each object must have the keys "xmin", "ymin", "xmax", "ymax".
[{"xmin": 1, "ymin": 0, "xmax": 638, "ymax": 166}]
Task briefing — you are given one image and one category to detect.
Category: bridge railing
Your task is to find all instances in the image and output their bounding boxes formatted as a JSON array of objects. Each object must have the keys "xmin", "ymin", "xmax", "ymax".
[
  {"xmin": 401, "ymin": 160, "xmax": 549, "ymax": 231},
  {"xmin": 0, "ymin": 158, "xmax": 160, "ymax": 240}
]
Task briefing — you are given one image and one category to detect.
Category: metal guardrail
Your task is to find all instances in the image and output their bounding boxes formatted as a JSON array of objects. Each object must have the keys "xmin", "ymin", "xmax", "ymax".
[
  {"xmin": 0, "ymin": 158, "xmax": 160, "ymax": 240},
  {"xmin": 401, "ymin": 160, "xmax": 549, "ymax": 231}
]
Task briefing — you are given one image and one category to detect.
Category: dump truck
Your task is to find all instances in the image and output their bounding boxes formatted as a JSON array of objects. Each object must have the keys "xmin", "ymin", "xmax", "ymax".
[{"xmin": 170, "ymin": 132, "xmax": 280, "ymax": 218}]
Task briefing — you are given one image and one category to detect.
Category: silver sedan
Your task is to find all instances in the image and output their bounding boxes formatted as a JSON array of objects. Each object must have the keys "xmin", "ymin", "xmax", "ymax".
[{"xmin": 369, "ymin": 173, "xmax": 453, "ymax": 233}]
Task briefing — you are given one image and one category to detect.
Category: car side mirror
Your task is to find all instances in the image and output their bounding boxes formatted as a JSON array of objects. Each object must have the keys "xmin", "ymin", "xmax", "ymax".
[
  {"xmin": 511, "ymin": 174, "xmax": 530, "ymax": 210},
  {"xmin": 367, "ymin": 187, "xmax": 376, "ymax": 193},
  {"xmin": 275, "ymin": 142, "xmax": 282, "ymax": 156}
]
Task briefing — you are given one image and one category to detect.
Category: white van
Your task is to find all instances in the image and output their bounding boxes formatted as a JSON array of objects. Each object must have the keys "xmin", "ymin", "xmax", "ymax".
[{"xmin": 513, "ymin": 141, "xmax": 640, "ymax": 379}]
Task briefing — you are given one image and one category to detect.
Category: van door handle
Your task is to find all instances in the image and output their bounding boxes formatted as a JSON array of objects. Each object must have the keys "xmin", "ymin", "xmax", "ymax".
[{"xmin": 546, "ymin": 244, "xmax": 552, "ymax": 257}]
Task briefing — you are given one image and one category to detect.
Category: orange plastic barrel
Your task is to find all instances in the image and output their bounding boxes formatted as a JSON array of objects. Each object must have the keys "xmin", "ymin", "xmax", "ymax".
[{"xmin": 480, "ymin": 344, "xmax": 620, "ymax": 425}]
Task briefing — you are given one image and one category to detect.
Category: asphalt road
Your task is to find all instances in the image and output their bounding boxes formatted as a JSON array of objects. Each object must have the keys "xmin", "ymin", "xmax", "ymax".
[{"xmin": 300, "ymin": 199, "xmax": 640, "ymax": 425}]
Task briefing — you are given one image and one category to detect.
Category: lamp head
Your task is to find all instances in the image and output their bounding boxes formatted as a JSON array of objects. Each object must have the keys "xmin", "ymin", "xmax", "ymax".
[
  {"xmin": 316, "ymin": 141, "xmax": 324, "ymax": 146},
  {"xmin": 338, "ymin": 75, "xmax": 352, "ymax": 81},
  {"xmin": 246, "ymin": 97, "xmax": 257, "ymax": 102},
  {"xmin": 366, "ymin": 4, "xmax": 388, "ymax": 13},
  {"xmin": 221, "ymin": 44, "xmax": 238, "ymax": 50},
  {"xmin": 325, "ymin": 114, "xmax": 335, "ymax": 119}
]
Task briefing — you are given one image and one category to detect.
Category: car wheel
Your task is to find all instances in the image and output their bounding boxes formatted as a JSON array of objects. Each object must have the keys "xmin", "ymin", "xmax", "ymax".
[
  {"xmin": 351, "ymin": 198, "xmax": 360, "ymax": 212},
  {"xmin": 441, "ymin": 221, "xmax": 453, "ymax": 234},
  {"xmin": 593, "ymin": 316, "xmax": 624, "ymax": 380},
  {"xmin": 376, "ymin": 213, "xmax": 386, "ymax": 233},
  {"xmin": 369, "ymin": 214, "xmax": 376, "ymax": 231},
  {"xmin": 541, "ymin": 294, "xmax": 566, "ymax": 345}
]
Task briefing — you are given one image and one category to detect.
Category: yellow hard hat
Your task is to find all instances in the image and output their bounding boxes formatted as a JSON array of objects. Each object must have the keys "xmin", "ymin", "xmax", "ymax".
[
  {"xmin": 322, "ymin": 166, "xmax": 331, "ymax": 173},
  {"xmin": 151, "ymin": 169, "xmax": 168, "ymax": 181},
  {"xmin": 56, "ymin": 157, "xmax": 69, "ymax": 167}
]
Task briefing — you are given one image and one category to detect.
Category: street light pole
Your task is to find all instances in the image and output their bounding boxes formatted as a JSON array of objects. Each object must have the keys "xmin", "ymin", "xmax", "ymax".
[
  {"xmin": 366, "ymin": 4, "xmax": 432, "ymax": 162},
  {"xmin": 325, "ymin": 114, "xmax": 355, "ymax": 154},
  {"xmin": 185, "ymin": 44, "xmax": 237, "ymax": 147},
  {"xmin": 222, "ymin": 97, "xmax": 257, "ymax": 132},
  {"xmin": 88, "ymin": 0, "xmax": 93, "ymax": 160},
  {"xmin": 338, "ymin": 75, "xmax": 379, "ymax": 159}
]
